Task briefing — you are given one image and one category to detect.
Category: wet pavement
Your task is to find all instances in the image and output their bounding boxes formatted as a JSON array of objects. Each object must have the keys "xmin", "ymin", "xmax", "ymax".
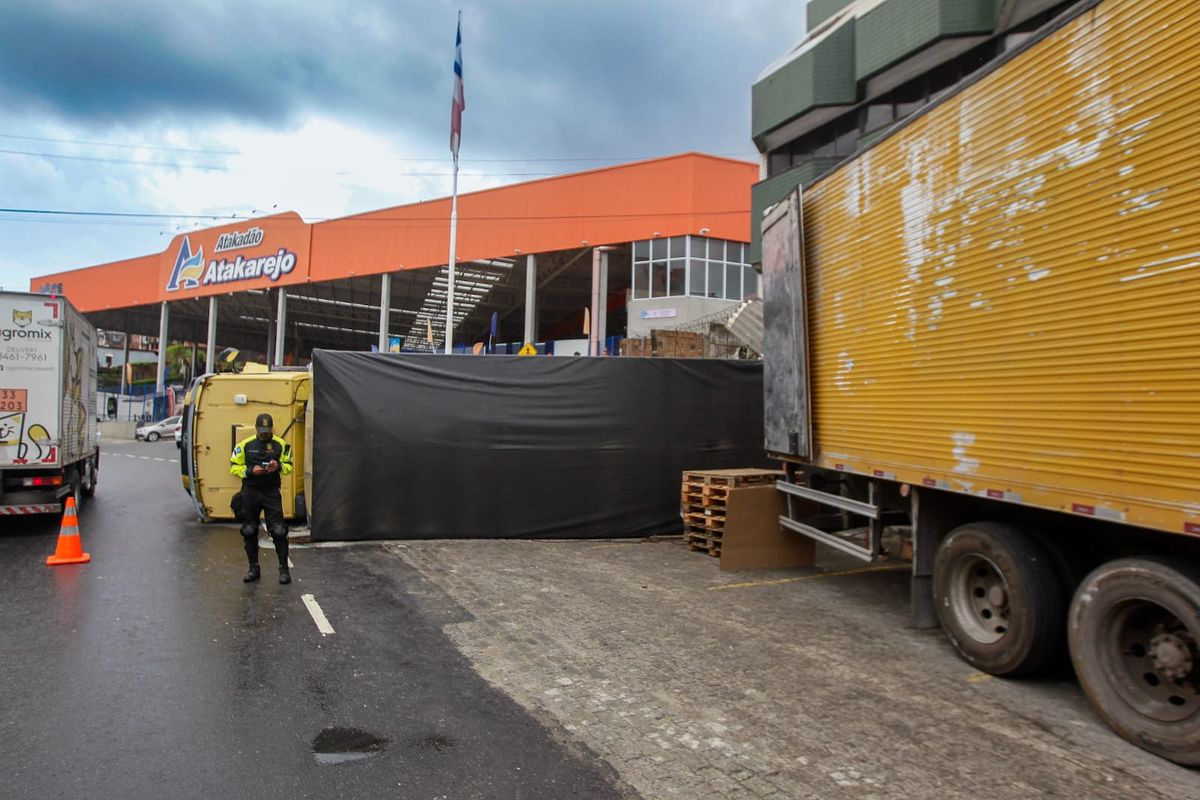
[
  {"xmin": 0, "ymin": 440, "xmax": 633, "ymax": 799},
  {"xmin": 6, "ymin": 440, "xmax": 1198, "ymax": 799}
]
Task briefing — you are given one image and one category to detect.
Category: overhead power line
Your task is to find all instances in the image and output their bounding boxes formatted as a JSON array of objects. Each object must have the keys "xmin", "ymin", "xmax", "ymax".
[
  {"xmin": 0, "ymin": 147, "xmax": 561, "ymax": 176},
  {"xmin": 0, "ymin": 131, "xmax": 757, "ymax": 163},
  {"xmin": 0, "ymin": 206, "xmax": 748, "ymax": 224},
  {"xmin": 0, "ymin": 132, "xmax": 240, "ymax": 155}
]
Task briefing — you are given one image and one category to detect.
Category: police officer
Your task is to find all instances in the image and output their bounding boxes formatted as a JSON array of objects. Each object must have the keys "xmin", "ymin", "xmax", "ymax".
[{"xmin": 229, "ymin": 412, "xmax": 294, "ymax": 584}]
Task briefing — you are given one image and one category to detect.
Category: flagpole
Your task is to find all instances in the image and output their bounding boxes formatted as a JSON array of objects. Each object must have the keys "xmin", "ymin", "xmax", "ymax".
[
  {"xmin": 445, "ymin": 10, "xmax": 464, "ymax": 354},
  {"xmin": 445, "ymin": 155, "xmax": 459, "ymax": 354}
]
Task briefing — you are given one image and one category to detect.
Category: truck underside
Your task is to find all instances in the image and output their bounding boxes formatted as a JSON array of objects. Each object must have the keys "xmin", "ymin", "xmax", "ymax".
[{"xmin": 773, "ymin": 457, "xmax": 1200, "ymax": 765}]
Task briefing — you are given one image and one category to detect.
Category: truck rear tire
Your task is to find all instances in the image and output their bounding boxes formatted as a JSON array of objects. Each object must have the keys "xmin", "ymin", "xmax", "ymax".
[
  {"xmin": 933, "ymin": 521, "xmax": 1065, "ymax": 676},
  {"xmin": 66, "ymin": 466, "xmax": 85, "ymax": 509},
  {"xmin": 80, "ymin": 456, "xmax": 97, "ymax": 499},
  {"xmin": 1069, "ymin": 557, "xmax": 1200, "ymax": 766}
]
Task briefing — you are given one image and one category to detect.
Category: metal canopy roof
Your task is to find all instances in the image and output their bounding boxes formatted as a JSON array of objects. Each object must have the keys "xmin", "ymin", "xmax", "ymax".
[{"xmin": 85, "ymin": 245, "xmax": 632, "ymax": 358}]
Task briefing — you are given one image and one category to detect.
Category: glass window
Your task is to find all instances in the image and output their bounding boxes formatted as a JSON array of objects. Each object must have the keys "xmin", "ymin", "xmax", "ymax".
[
  {"xmin": 769, "ymin": 151, "xmax": 790, "ymax": 176},
  {"xmin": 669, "ymin": 261, "xmax": 686, "ymax": 297},
  {"xmin": 634, "ymin": 262, "xmax": 650, "ymax": 299},
  {"xmin": 707, "ymin": 262, "xmax": 723, "ymax": 298},
  {"xmin": 835, "ymin": 126, "xmax": 858, "ymax": 156},
  {"xmin": 688, "ymin": 259, "xmax": 706, "ymax": 296},
  {"xmin": 651, "ymin": 261, "xmax": 668, "ymax": 298},
  {"xmin": 709, "ymin": 240, "xmax": 725, "ymax": 263},
  {"xmin": 691, "ymin": 237, "xmax": 706, "ymax": 259},
  {"xmin": 734, "ymin": 242, "xmax": 747, "ymax": 264},
  {"xmin": 813, "ymin": 139, "xmax": 836, "ymax": 158},
  {"xmin": 633, "ymin": 240, "xmax": 649, "ymax": 260},
  {"xmin": 726, "ymin": 263, "xmax": 743, "ymax": 301},
  {"xmin": 865, "ymin": 103, "xmax": 894, "ymax": 132},
  {"xmin": 743, "ymin": 266, "xmax": 758, "ymax": 297},
  {"xmin": 652, "ymin": 238, "xmax": 667, "ymax": 259},
  {"xmin": 669, "ymin": 236, "xmax": 685, "ymax": 258}
]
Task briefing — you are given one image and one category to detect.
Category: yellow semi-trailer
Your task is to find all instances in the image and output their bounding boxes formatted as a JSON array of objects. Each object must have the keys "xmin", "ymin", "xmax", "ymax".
[{"xmin": 762, "ymin": 0, "xmax": 1200, "ymax": 764}]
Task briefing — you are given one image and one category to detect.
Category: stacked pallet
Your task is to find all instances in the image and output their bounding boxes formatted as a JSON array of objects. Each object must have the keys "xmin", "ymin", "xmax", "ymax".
[
  {"xmin": 620, "ymin": 330, "xmax": 706, "ymax": 358},
  {"xmin": 681, "ymin": 468, "xmax": 784, "ymax": 557}
]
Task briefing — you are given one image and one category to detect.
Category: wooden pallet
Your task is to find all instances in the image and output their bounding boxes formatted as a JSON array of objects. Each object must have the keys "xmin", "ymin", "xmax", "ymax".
[
  {"xmin": 682, "ymin": 468, "xmax": 784, "ymax": 489},
  {"xmin": 684, "ymin": 528, "xmax": 722, "ymax": 556},
  {"xmin": 680, "ymin": 469, "xmax": 785, "ymax": 558},
  {"xmin": 683, "ymin": 510, "xmax": 726, "ymax": 529}
]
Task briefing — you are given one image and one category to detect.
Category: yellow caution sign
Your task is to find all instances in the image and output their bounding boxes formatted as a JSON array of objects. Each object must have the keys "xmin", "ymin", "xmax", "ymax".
[{"xmin": 517, "ymin": 342, "xmax": 538, "ymax": 356}]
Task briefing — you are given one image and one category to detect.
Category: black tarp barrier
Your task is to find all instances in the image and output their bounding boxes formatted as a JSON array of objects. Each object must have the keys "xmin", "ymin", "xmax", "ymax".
[{"xmin": 310, "ymin": 352, "xmax": 767, "ymax": 541}]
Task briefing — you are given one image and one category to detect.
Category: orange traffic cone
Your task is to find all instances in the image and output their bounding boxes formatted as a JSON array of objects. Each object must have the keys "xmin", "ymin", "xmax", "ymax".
[{"xmin": 47, "ymin": 496, "xmax": 90, "ymax": 566}]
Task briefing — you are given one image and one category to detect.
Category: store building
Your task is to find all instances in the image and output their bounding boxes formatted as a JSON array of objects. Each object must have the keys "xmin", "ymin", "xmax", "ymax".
[
  {"xmin": 31, "ymin": 153, "xmax": 756, "ymax": 387},
  {"xmin": 750, "ymin": 0, "xmax": 1079, "ymax": 262}
]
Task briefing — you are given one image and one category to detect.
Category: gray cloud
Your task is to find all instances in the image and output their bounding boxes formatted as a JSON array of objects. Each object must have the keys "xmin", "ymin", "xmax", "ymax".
[
  {"xmin": 0, "ymin": 1, "xmax": 806, "ymax": 286},
  {"xmin": 0, "ymin": 0, "xmax": 802, "ymax": 159}
]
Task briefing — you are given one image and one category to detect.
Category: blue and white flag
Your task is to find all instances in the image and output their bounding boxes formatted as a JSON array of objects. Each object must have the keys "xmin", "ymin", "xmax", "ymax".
[{"xmin": 450, "ymin": 12, "xmax": 465, "ymax": 160}]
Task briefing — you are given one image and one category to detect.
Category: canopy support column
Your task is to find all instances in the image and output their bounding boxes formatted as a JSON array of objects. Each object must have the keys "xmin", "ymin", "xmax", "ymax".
[
  {"xmin": 523, "ymin": 254, "xmax": 537, "ymax": 345},
  {"xmin": 205, "ymin": 295, "xmax": 218, "ymax": 374},
  {"xmin": 273, "ymin": 288, "xmax": 287, "ymax": 367},
  {"xmin": 597, "ymin": 250, "xmax": 609, "ymax": 353},
  {"xmin": 378, "ymin": 273, "xmax": 392, "ymax": 352},
  {"xmin": 156, "ymin": 301, "xmax": 169, "ymax": 394}
]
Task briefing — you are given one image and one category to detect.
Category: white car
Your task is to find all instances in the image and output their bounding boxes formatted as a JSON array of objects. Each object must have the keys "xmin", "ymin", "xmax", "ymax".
[
  {"xmin": 136, "ymin": 415, "xmax": 181, "ymax": 442},
  {"xmin": 175, "ymin": 419, "xmax": 183, "ymax": 448}
]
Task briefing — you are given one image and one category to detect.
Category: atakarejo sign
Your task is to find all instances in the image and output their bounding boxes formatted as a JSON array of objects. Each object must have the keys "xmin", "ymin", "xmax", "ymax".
[
  {"xmin": 640, "ymin": 308, "xmax": 677, "ymax": 320},
  {"xmin": 166, "ymin": 236, "xmax": 298, "ymax": 291},
  {"xmin": 158, "ymin": 212, "xmax": 311, "ymax": 300}
]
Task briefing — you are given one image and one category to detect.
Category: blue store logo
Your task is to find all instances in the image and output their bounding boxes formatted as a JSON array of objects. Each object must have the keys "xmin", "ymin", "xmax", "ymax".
[{"xmin": 165, "ymin": 236, "xmax": 205, "ymax": 291}]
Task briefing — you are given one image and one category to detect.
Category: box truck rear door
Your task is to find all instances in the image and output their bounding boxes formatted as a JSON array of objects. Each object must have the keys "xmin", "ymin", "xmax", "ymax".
[{"xmin": 761, "ymin": 188, "xmax": 812, "ymax": 459}]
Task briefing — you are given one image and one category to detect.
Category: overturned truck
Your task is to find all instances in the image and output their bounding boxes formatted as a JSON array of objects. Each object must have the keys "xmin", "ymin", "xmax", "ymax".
[
  {"xmin": 182, "ymin": 353, "xmax": 766, "ymax": 540},
  {"xmin": 762, "ymin": 0, "xmax": 1200, "ymax": 765}
]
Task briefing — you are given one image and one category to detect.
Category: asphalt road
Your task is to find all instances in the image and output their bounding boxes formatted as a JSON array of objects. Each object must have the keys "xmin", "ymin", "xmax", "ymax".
[{"xmin": 0, "ymin": 439, "xmax": 633, "ymax": 799}]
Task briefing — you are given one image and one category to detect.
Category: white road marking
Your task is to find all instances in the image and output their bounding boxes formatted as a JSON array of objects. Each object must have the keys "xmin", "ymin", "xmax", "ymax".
[
  {"xmin": 153, "ymin": 457, "xmax": 165, "ymax": 462},
  {"xmin": 288, "ymin": 557, "xmax": 294, "ymax": 568},
  {"xmin": 301, "ymin": 594, "xmax": 335, "ymax": 636}
]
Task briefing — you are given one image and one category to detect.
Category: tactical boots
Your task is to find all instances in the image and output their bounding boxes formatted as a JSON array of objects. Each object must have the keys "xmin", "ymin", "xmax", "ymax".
[
  {"xmin": 273, "ymin": 533, "xmax": 291, "ymax": 585},
  {"xmin": 243, "ymin": 537, "xmax": 261, "ymax": 582}
]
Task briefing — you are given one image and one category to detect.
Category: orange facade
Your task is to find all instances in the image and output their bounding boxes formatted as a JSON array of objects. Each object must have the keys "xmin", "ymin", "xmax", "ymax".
[{"xmin": 32, "ymin": 153, "xmax": 756, "ymax": 313}]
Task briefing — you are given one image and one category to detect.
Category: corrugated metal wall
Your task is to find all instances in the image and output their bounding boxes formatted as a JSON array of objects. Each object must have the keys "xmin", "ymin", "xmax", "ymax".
[
  {"xmin": 61, "ymin": 300, "xmax": 97, "ymax": 466},
  {"xmin": 802, "ymin": 0, "xmax": 1200, "ymax": 535}
]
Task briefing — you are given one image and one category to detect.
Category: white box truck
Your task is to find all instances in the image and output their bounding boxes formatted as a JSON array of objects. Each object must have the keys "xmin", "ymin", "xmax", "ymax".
[{"xmin": 0, "ymin": 291, "xmax": 99, "ymax": 514}]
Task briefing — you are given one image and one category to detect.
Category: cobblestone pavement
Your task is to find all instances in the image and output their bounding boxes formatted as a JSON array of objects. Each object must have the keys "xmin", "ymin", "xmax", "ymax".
[{"xmin": 390, "ymin": 538, "xmax": 1200, "ymax": 800}]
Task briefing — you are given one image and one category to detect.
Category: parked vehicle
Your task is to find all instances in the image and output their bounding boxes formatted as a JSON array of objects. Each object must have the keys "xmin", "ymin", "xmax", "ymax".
[
  {"xmin": 760, "ymin": 0, "xmax": 1199, "ymax": 765},
  {"xmin": 174, "ymin": 419, "xmax": 182, "ymax": 448},
  {"xmin": 136, "ymin": 415, "xmax": 180, "ymax": 442},
  {"xmin": 0, "ymin": 290, "xmax": 99, "ymax": 514}
]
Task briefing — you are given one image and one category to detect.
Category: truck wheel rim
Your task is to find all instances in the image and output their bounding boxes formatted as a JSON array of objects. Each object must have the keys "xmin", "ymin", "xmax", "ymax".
[
  {"xmin": 950, "ymin": 555, "xmax": 1011, "ymax": 644},
  {"xmin": 1107, "ymin": 600, "xmax": 1198, "ymax": 723}
]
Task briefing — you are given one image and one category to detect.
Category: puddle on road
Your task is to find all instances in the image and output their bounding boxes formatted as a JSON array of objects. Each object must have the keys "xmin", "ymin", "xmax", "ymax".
[{"xmin": 312, "ymin": 726, "xmax": 387, "ymax": 765}]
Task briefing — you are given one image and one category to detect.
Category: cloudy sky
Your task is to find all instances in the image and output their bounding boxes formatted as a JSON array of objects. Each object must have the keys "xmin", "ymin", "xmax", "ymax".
[{"xmin": 0, "ymin": 0, "xmax": 803, "ymax": 289}]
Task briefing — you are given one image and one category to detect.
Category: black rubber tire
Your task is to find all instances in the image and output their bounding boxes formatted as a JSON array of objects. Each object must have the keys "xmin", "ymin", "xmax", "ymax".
[
  {"xmin": 146, "ymin": 431, "xmax": 160, "ymax": 442},
  {"xmin": 933, "ymin": 521, "xmax": 1065, "ymax": 676},
  {"xmin": 65, "ymin": 466, "xmax": 84, "ymax": 509},
  {"xmin": 80, "ymin": 456, "xmax": 97, "ymax": 498},
  {"xmin": 1068, "ymin": 557, "xmax": 1200, "ymax": 766}
]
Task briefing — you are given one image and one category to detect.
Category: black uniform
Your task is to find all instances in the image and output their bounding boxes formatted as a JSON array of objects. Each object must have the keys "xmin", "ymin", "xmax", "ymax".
[{"xmin": 229, "ymin": 414, "xmax": 293, "ymax": 583}]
